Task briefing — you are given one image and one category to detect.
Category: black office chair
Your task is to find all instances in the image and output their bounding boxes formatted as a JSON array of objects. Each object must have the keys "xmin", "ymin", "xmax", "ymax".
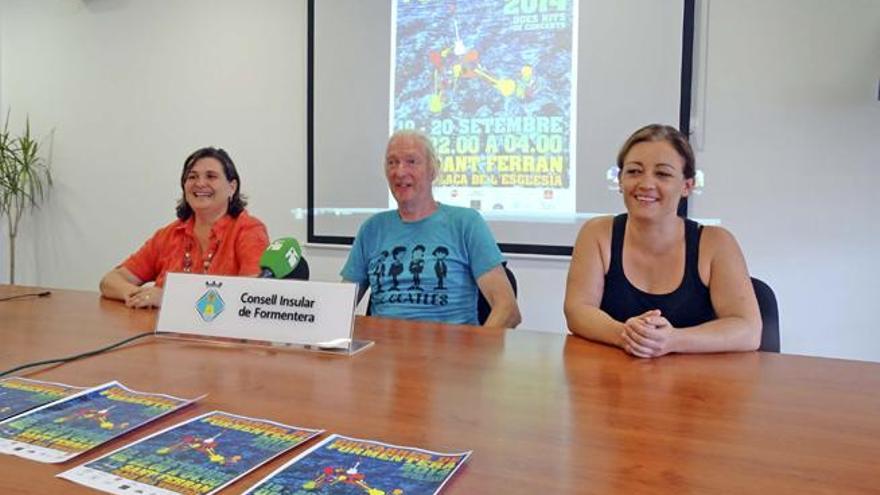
[
  {"xmin": 752, "ymin": 277, "xmax": 780, "ymax": 352},
  {"xmin": 477, "ymin": 262, "xmax": 518, "ymax": 325}
]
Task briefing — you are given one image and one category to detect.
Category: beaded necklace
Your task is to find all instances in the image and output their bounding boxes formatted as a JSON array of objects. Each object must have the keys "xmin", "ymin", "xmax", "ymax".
[{"xmin": 183, "ymin": 239, "xmax": 220, "ymax": 274}]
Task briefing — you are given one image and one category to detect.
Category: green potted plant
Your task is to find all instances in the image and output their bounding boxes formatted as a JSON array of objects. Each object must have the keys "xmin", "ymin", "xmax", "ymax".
[{"xmin": 0, "ymin": 111, "xmax": 52, "ymax": 284}]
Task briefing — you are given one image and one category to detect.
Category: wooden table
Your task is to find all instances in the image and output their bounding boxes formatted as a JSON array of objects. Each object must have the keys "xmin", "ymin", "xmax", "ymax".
[{"xmin": 1, "ymin": 286, "xmax": 879, "ymax": 494}]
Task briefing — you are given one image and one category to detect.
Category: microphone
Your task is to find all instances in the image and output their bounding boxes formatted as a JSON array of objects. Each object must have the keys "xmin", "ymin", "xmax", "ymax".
[{"xmin": 259, "ymin": 238, "xmax": 306, "ymax": 279}]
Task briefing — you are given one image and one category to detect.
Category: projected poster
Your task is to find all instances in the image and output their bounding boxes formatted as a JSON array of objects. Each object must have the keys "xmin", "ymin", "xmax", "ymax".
[{"xmin": 391, "ymin": 0, "xmax": 578, "ymax": 214}]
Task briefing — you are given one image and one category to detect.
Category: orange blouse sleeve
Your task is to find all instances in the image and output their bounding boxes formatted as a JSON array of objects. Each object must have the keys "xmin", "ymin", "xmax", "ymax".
[
  {"xmin": 234, "ymin": 214, "xmax": 270, "ymax": 276},
  {"xmin": 121, "ymin": 226, "xmax": 167, "ymax": 283}
]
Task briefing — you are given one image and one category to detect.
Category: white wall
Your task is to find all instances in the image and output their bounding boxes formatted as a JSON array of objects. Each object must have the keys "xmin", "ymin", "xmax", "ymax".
[
  {"xmin": 1, "ymin": 0, "xmax": 878, "ymax": 361},
  {"xmin": 689, "ymin": 0, "xmax": 880, "ymax": 360},
  {"xmin": 0, "ymin": 0, "xmax": 309, "ymax": 288}
]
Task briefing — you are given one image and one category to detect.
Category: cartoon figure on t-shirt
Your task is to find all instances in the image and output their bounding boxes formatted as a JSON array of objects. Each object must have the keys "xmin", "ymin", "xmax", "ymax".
[
  {"xmin": 389, "ymin": 246, "xmax": 406, "ymax": 291},
  {"xmin": 341, "ymin": 204, "xmax": 504, "ymax": 324},
  {"xmin": 433, "ymin": 246, "xmax": 449, "ymax": 290},
  {"xmin": 370, "ymin": 250, "xmax": 388, "ymax": 293},
  {"xmin": 408, "ymin": 244, "xmax": 426, "ymax": 290}
]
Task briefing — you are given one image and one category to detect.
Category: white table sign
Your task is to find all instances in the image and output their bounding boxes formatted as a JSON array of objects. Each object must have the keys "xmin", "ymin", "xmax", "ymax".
[{"xmin": 157, "ymin": 273, "xmax": 362, "ymax": 350}]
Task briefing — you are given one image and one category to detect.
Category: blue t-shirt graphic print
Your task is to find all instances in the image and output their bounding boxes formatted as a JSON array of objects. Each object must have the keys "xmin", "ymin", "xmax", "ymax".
[{"xmin": 342, "ymin": 204, "xmax": 503, "ymax": 325}]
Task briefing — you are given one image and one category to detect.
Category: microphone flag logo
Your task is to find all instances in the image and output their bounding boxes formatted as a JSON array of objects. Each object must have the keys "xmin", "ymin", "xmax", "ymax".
[
  {"xmin": 285, "ymin": 246, "xmax": 300, "ymax": 267},
  {"xmin": 195, "ymin": 281, "xmax": 225, "ymax": 322}
]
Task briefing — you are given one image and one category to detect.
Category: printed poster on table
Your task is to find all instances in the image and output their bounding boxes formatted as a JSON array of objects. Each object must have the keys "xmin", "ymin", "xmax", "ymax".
[
  {"xmin": 243, "ymin": 433, "xmax": 471, "ymax": 495},
  {"xmin": 59, "ymin": 411, "xmax": 324, "ymax": 495},
  {"xmin": 0, "ymin": 381, "xmax": 200, "ymax": 463},
  {"xmin": 0, "ymin": 377, "xmax": 86, "ymax": 422},
  {"xmin": 391, "ymin": 0, "xmax": 578, "ymax": 214}
]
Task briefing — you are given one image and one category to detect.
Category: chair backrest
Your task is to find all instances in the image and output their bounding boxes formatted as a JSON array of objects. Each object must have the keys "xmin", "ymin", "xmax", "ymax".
[
  {"xmin": 477, "ymin": 262, "xmax": 518, "ymax": 325},
  {"xmin": 752, "ymin": 277, "xmax": 780, "ymax": 352}
]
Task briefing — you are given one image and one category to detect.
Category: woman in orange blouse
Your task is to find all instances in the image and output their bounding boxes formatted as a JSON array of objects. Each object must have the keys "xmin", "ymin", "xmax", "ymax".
[{"xmin": 100, "ymin": 147, "xmax": 269, "ymax": 308}]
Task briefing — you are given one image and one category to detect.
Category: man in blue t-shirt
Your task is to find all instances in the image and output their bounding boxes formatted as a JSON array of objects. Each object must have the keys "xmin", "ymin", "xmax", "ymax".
[{"xmin": 341, "ymin": 130, "xmax": 521, "ymax": 327}]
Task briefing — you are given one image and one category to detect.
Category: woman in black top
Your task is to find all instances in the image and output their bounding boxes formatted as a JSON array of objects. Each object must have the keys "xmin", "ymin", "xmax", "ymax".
[{"xmin": 564, "ymin": 125, "xmax": 761, "ymax": 358}]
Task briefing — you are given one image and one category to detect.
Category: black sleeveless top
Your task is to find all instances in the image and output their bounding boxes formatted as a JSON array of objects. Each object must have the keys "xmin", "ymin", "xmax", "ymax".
[{"xmin": 599, "ymin": 214, "xmax": 716, "ymax": 328}]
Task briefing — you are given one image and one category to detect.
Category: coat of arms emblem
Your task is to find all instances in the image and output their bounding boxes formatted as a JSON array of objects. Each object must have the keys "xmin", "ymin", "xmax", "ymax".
[{"xmin": 196, "ymin": 281, "xmax": 225, "ymax": 322}]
